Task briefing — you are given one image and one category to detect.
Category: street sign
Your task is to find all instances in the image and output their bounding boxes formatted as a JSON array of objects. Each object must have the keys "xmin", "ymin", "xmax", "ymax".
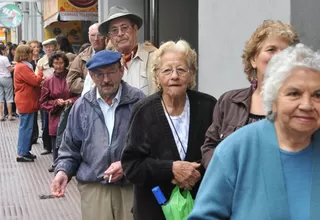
[{"xmin": 0, "ymin": 4, "xmax": 22, "ymax": 28}]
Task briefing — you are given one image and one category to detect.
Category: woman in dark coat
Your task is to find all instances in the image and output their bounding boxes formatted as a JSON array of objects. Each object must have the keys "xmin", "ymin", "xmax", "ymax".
[{"xmin": 121, "ymin": 40, "xmax": 217, "ymax": 220}]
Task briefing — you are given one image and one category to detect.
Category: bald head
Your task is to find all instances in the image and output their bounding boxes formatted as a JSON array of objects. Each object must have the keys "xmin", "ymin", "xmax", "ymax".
[{"xmin": 88, "ymin": 23, "xmax": 106, "ymax": 52}]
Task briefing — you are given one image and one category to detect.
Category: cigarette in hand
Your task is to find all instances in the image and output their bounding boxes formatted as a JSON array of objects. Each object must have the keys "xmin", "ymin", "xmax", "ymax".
[{"xmin": 108, "ymin": 174, "xmax": 112, "ymax": 183}]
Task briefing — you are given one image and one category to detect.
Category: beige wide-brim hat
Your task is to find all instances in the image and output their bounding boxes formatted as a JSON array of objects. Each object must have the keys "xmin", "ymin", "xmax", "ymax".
[{"xmin": 99, "ymin": 6, "xmax": 143, "ymax": 36}]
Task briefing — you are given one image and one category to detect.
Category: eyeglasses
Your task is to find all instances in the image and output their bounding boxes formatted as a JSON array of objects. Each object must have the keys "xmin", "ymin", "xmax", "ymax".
[
  {"xmin": 108, "ymin": 24, "xmax": 132, "ymax": 36},
  {"xmin": 53, "ymin": 61, "xmax": 65, "ymax": 67},
  {"xmin": 93, "ymin": 70, "xmax": 118, "ymax": 80},
  {"xmin": 160, "ymin": 67, "xmax": 189, "ymax": 76}
]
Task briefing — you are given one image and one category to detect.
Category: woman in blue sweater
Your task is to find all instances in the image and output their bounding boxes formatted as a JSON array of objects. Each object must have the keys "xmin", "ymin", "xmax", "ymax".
[{"xmin": 188, "ymin": 44, "xmax": 320, "ymax": 220}]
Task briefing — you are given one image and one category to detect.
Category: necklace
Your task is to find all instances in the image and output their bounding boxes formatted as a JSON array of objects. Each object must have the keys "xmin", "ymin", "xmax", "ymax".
[{"xmin": 161, "ymin": 97, "xmax": 187, "ymax": 156}]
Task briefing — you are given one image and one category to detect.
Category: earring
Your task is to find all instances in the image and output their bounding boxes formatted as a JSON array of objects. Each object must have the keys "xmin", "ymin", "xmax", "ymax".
[{"xmin": 251, "ymin": 69, "xmax": 258, "ymax": 91}]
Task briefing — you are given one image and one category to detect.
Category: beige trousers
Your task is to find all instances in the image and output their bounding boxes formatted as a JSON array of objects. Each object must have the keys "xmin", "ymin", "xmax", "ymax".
[{"xmin": 77, "ymin": 182, "xmax": 134, "ymax": 220}]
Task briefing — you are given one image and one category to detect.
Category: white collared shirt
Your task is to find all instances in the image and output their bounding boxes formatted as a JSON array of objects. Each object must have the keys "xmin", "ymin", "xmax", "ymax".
[
  {"xmin": 96, "ymin": 83, "xmax": 122, "ymax": 143},
  {"xmin": 81, "ymin": 49, "xmax": 96, "ymax": 97}
]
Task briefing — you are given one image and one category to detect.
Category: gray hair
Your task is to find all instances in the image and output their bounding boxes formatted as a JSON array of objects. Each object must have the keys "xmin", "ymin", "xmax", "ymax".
[{"xmin": 262, "ymin": 43, "xmax": 320, "ymax": 120}]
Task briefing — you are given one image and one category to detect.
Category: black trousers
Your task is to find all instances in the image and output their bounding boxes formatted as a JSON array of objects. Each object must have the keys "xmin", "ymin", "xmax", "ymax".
[
  {"xmin": 51, "ymin": 136, "xmax": 57, "ymax": 163},
  {"xmin": 31, "ymin": 112, "xmax": 39, "ymax": 144},
  {"xmin": 41, "ymin": 110, "xmax": 52, "ymax": 152}
]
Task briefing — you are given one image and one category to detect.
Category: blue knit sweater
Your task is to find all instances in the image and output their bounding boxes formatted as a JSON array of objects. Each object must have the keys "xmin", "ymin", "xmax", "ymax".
[{"xmin": 188, "ymin": 119, "xmax": 320, "ymax": 220}]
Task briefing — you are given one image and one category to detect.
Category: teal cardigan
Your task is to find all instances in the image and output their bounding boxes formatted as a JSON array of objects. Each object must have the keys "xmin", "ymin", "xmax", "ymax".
[{"xmin": 188, "ymin": 119, "xmax": 320, "ymax": 220}]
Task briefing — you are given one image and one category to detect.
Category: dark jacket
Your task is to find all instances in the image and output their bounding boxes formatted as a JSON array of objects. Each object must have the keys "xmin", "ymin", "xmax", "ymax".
[
  {"xmin": 55, "ymin": 81, "xmax": 146, "ymax": 184},
  {"xmin": 39, "ymin": 70, "xmax": 79, "ymax": 136},
  {"xmin": 121, "ymin": 89, "xmax": 217, "ymax": 220},
  {"xmin": 201, "ymin": 87, "xmax": 252, "ymax": 168}
]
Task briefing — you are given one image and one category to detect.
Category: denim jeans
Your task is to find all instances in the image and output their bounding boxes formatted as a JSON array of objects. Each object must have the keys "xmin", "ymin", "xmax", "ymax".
[{"xmin": 17, "ymin": 113, "xmax": 34, "ymax": 156}]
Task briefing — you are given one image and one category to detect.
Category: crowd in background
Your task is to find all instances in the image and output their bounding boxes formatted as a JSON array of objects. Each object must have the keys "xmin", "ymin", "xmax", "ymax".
[{"xmin": 0, "ymin": 36, "xmax": 90, "ymax": 165}]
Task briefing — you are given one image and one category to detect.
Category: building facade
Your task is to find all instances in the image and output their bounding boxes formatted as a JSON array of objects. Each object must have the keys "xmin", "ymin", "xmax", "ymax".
[
  {"xmin": 3, "ymin": 0, "xmax": 319, "ymax": 97},
  {"xmin": 99, "ymin": 0, "xmax": 320, "ymax": 97}
]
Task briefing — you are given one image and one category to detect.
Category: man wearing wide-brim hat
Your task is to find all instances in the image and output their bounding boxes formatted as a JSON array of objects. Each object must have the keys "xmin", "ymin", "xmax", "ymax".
[
  {"xmin": 35, "ymin": 38, "xmax": 58, "ymax": 77},
  {"xmin": 99, "ymin": 5, "xmax": 157, "ymax": 96},
  {"xmin": 51, "ymin": 50, "xmax": 145, "ymax": 220}
]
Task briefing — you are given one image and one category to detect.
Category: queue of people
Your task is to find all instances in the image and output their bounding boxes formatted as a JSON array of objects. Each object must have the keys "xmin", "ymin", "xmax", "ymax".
[
  {"xmin": 3, "ymin": 4, "xmax": 320, "ymax": 220},
  {"xmin": 52, "ymin": 8, "xmax": 320, "ymax": 220}
]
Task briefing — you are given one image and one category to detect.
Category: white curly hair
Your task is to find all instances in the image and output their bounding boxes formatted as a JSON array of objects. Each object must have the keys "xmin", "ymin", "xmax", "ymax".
[{"xmin": 262, "ymin": 43, "xmax": 320, "ymax": 120}]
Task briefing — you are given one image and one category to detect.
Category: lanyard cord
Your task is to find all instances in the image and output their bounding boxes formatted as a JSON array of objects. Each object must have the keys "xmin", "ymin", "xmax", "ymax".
[{"xmin": 161, "ymin": 97, "xmax": 187, "ymax": 156}]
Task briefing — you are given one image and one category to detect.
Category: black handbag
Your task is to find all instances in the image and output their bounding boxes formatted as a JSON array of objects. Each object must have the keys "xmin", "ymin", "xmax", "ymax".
[{"xmin": 55, "ymin": 105, "xmax": 72, "ymax": 150}]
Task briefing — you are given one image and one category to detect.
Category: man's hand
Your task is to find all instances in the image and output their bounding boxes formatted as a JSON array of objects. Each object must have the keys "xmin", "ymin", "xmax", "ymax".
[
  {"xmin": 51, "ymin": 171, "xmax": 68, "ymax": 198},
  {"xmin": 172, "ymin": 161, "xmax": 201, "ymax": 190},
  {"xmin": 104, "ymin": 161, "xmax": 123, "ymax": 183}
]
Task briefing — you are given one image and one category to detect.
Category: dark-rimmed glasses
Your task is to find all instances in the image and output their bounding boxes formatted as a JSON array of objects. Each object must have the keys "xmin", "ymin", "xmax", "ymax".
[{"xmin": 108, "ymin": 24, "xmax": 133, "ymax": 36}]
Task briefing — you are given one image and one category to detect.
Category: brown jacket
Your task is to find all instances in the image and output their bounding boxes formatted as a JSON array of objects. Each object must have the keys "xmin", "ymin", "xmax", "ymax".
[
  {"xmin": 65, "ymin": 52, "xmax": 77, "ymax": 69},
  {"xmin": 201, "ymin": 87, "xmax": 252, "ymax": 168},
  {"xmin": 66, "ymin": 46, "xmax": 94, "ymax": 94}
]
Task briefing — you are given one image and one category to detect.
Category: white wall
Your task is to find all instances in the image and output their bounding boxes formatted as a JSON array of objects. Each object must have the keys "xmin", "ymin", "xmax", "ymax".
[
  {"xmin": 198, "ymin": 0, "xmax": 291, "ymax": 98},
  {"xmin": 291, "ymin": 0, "xmax": 320, "ymax": 50}
]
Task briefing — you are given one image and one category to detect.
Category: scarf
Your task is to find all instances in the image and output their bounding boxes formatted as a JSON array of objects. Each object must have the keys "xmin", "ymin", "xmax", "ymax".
[
  {"xmin": 22, "ymin": 61, "xmax": 34, "ymax": 71},
  {"xmin": 122, "ymin": 45, "xmax": 138, "ymax": 69}
]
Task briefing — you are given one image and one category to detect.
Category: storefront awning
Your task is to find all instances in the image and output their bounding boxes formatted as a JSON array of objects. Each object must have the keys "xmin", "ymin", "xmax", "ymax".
[
  {"xmin": 44, "ymin": 11, "xmax": 98, "ymax": 27},
  {"xmin": 43, "ymin": 0, "xmax": 98, "ymax": 27}
]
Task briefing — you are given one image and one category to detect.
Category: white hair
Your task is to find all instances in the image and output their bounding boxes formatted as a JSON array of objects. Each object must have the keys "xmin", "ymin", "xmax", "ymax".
[
  {"xmin": 88, "ymin": 23, "xmax": 100, "ymax": 33},
  {"xmin": 262, "ymin": 43, "xmax": 320, "ymax": 120}
]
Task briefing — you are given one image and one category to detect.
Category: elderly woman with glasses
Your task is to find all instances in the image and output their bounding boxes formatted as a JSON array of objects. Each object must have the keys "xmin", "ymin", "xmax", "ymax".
[
  {"xmin": 39, "ymin": 51, "xmax": 79, "ymax": 172},
  {"xmin": 121, "ymin": 40, "xmax": 217, "ymax": 220},
  {"xmin": 188, "ymin": 44, "xmax": 320, "ymax": 219}
]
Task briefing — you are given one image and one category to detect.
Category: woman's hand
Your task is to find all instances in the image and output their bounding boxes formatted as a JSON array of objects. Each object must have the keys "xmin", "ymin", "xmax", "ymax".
[
  {"xmin": 172, "ymin": 161, "xmax": 201, "ymax": 190},
  {"xmin": 56, "ymin": 99, "xmax": 65, "ymax": 106},
  {"xmin": 65, "ymin": 99, "xmax": 72, "ymax": 106}
]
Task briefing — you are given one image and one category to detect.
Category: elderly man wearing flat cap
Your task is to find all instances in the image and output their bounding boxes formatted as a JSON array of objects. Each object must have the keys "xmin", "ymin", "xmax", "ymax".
[
  {"xmin": 35, "ymin": 38, "xmax": 59, "ymax": 157},
  {"xmin": 35, "ymin": 38, "xmax": 58, "ymax": 77},
  {"xmin": 51, "ymin": 50, "xmax": 145, "ymax": 220},
  {"xmin": 99, "ymin": 5, "xmax": 157, "ymax": 96}
]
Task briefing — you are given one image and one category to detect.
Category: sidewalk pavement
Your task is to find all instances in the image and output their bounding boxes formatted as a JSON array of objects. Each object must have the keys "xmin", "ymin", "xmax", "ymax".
[{"xmin": 0, "ymin": 117, "xmax": 81, "ymax": 220}]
